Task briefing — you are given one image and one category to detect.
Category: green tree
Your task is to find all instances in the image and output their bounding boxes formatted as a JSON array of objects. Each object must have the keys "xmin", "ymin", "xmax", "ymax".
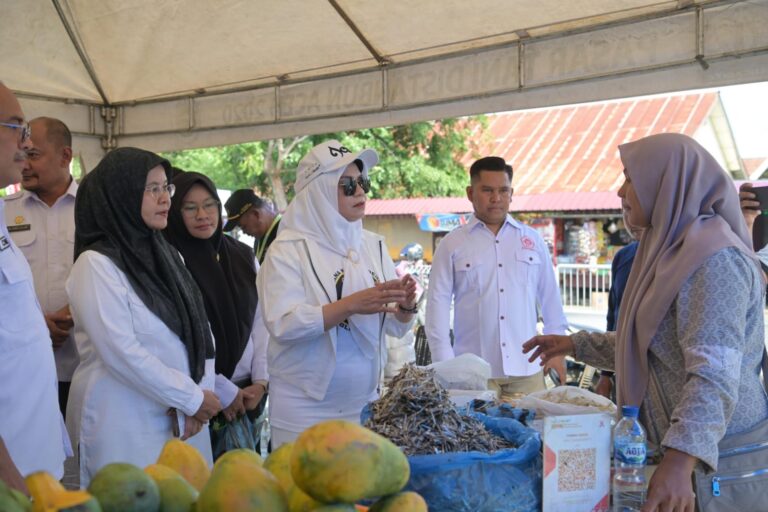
[{"xmin": 161, "ymin": 116, "xmax": 487, "ymax": 205}]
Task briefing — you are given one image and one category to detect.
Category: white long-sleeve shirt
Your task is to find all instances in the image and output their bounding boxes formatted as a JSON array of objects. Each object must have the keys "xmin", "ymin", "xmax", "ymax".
[
  {"xmin": 0, "ymin": 199, "xmax": 66, "ymax": 478},
  {"xmin": 4, "ymin": 181, "xmax": 79, "ymax": 380},
  {"xmin": 426, "ymin": 214, "xmax": 568, "ymax": 378},
  {"xmin": 65, "ymin": 250, "xmax": 214, "ymax": 486}
]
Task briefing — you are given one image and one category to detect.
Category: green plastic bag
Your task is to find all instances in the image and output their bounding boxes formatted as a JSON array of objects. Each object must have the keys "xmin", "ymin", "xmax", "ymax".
[{"xmin": 210, "ymin": 413, "xmax": 257, "ymax": 461}]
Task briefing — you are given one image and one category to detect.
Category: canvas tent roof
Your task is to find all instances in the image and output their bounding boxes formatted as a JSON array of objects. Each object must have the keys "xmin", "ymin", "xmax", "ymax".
[{"xmin": 3, "ymin": 0, "xmax": 768, "ymax": 170}]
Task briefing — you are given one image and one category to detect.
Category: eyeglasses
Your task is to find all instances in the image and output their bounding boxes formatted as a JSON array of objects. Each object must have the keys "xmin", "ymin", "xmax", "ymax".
[
  {"xmin": 144, "ymin": 183, "xmax": 175, "ymax": 199},
  {"xmin": 0, "ymin": 122, "xmax": 31, "ymax": 143},
  {"xmin": 338, "ymin": 176, "xmax": 371, "ymax": 196},
  {"xmin": 181, "ymin": 199, "xmax": 220, "ymax": 218}
]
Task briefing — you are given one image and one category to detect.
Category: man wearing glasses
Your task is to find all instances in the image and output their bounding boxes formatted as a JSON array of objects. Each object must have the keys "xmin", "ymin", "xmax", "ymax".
[
  {"xmin": 223, "ymin": 189, "xmax": 281, "ymax": 264},
  {"xmin": 4, "ymin": 117, "xmax": 79, "ymax": 418},
  {"xmin": 0, "ymin": 82, "xmax": 66, "ymax": 492}
]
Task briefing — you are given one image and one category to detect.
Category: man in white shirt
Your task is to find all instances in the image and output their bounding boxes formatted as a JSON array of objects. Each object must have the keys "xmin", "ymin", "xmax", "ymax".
[
  {"xmin": 0, "ymin": 82, "xmax": 66, "ymax": 487},
  {"xmin": 4, "ymin": 116, "xmax": 78, "ymax": 416},
  {"xmin": 426, "ymin": 156, "xmax": 568, "ymax": 397}
]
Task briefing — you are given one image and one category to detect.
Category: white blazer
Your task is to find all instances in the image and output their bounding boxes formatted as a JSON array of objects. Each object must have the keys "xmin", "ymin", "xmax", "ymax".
[
  {"xmin": 66, "ymin": 251, "xmax": 214, "ymax": 487},
  {"xmin": 258, "ymin": 230, "xmax": 414, "ymax": 401}
]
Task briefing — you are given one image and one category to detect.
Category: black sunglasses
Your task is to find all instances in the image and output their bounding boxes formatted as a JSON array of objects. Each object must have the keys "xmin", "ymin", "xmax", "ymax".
[{"xmin": 338, "ymin": 175, "xmax": 371, "ymax": 196}]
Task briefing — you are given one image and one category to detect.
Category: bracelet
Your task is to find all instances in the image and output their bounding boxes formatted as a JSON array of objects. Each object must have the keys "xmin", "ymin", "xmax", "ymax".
[{"xmin": 398, "ymin": 303, "xmax": 418, "ymax": 313}]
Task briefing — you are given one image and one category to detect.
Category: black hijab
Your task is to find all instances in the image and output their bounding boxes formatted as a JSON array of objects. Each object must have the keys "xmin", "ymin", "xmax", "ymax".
[
  {"xmin": 164, "ymin": 171, "xmax": 258, "ymax": 379},
  {"xmin": 74, "ymin": 148, "xmax": 214, "ymax": 383}
]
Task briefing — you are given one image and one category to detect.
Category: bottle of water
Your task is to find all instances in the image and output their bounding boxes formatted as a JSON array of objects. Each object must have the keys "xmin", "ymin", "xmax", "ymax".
[{"xmin": 613, "ymin": 405, "xmax": 646, "ymax": 511}]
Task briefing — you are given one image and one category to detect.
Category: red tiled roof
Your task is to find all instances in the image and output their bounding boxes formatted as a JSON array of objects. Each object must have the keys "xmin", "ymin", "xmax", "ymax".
[
  {"xmin": 368, "ymin": 182, "xmax": 766, "ymax": 216},
  {"xmin": 744, "ymin": 158, "xmax": 768, "ymax": 178},
  {"xmin": 463, "ymin": 92, "xmax": 718, "ymax": 195},
  {"xmin": 368, "ymin": 92, "xmax": 720, "ymax": 216},
  {"xmin": 367, "ymin": 191, "xmax": 620, "ymax": 215}
]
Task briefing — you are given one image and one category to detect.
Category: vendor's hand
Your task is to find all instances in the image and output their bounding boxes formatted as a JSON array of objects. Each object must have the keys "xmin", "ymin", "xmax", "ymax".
[
  {"xmin": 642, "ymin": 448, "xmax": 697, "ymax": 512},
  {"xmin": 739, "ymin": 182, "xmax": 760, "ymax": 232},
  {"xmin": 544, "ymin": 355, "xmax": 567, "ymax": 385},
  {"xmin": 522, "ymin": 335, "xmax": 575, "ymax": 366},
  {"xmin": 347, "ymin": 279, "xmax": 406, "ymax": 315},
  {"xmin": 222, "ymin": 389, "xmax": 246, "ymax": 422},
  {"xmin": 194, "ymin": 390, "xmax": 222, "ymax": 423},
  {"xmin": 181, "ymin": 415, "xmax": 203, "ymax": 441},
  {"xmin": 45, "ymin": 306, "xmax": 73, "ymax": 348},
  {"xmin": 243, "ymin": 383, "xmax": 267, "ymax": 410},
  {"xmin": 595, "ymin": 375, "xmax": 613, "ymax": 398}
]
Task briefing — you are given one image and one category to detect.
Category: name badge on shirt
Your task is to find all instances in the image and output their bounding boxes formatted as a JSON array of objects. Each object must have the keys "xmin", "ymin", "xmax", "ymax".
[
  {"xmin": 8, "ymin": 224, "xmax": 31, "ymax": 233},
  {"xmin": 0, "ymin": 236, "xmax": 10, "ymax": 251}
]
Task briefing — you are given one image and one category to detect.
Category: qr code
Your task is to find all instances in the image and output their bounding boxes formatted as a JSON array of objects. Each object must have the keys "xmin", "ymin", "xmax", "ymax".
[{"xmin": 557, "ymin": 448, "xmax": 596, "ymax": 492}]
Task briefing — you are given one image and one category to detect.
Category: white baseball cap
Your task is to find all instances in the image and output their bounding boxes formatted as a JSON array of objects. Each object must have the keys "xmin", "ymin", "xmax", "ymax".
[{"xmin": 294, "ymin": 140, "xmax": 378, "ymax": 194}]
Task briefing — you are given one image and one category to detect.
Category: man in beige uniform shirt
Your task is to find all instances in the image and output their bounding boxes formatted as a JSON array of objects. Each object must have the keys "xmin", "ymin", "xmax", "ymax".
[{"xmin": 4, "ymin": 117, "xmax": 78, "ymax": 416}]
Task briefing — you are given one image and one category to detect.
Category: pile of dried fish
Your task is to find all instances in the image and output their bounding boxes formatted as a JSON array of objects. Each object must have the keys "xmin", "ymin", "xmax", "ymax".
[{"xmin": 364, "ymin": 363, "xmax": 517, "ymax": 455}]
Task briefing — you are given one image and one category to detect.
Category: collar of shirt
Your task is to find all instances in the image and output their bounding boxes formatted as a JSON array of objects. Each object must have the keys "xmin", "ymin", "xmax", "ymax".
[
  {"xmin": 467, "ymin": 213, "xmax": 521, "ymax": 235},
  {"xmin": 21, "ymin": 177, "xmax": 78, "ymax": 207}
]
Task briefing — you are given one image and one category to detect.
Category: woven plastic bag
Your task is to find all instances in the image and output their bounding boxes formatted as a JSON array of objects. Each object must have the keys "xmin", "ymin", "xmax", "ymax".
[{"xmin": 404, "ymin": 409, "xmax": 542, "ymax": 512}]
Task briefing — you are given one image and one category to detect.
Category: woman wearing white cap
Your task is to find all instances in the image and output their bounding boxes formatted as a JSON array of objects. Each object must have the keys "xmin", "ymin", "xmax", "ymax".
[{"xmin": 258, "ymin": 140, "xmax": 418, "ymax": 447}]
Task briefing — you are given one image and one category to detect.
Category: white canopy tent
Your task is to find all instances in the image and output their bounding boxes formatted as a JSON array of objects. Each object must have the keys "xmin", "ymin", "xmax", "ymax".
[{"xmin": 2, "ymin": 0, "xmax": 768, "ymax": 171}]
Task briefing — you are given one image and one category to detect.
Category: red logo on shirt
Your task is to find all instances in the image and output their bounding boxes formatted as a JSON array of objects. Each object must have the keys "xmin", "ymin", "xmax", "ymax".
[{"xmin": 521, "ymin": 236, "xmax": 535, "ymax": 250}]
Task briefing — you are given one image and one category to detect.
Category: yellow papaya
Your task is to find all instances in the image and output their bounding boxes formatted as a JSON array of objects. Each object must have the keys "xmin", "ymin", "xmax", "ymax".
[
  {"xmin": 263, "ymin": 443, "xmax": 323, "ymax": 512},
  {"xmin": 368, "ymin": 491, "xmax": 427, "ymax": 512},
  {"xmin": 212, "ymin": 448, "xmax": 262, "ymax": 470},
  {"xmin": 196, "ymin": 460, "xmax": 288, "ymax": 511},
  {"xmin": 311, "ymin": 505, "xmax": 357, "ymax": 511},
  {"xmin": 25, "ymin": 471, "xmax": 64, "ymax": 512},
  {"xmin": 156, "ymin": 439, "xmax": 210, "ymax": 491},
  {"xmin": 290, "ymin": 420, "xmax": 410, "ymax": 504},
  {"xmin": 23, "ymin": 471, "xmax": 116, "ymax": 512},
  {"xmin": 144, "ymin": 464, "xmax": 198, "ymax": 512},
  {"xmin": 50, "ymin": 490, "xmax": 101, "ymax": 512}
]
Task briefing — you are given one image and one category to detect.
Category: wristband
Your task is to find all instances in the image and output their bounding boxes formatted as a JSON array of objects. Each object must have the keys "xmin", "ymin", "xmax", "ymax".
[{"xmin": 398, "ymin": 303, "xmax": 418, "ymax": 313}]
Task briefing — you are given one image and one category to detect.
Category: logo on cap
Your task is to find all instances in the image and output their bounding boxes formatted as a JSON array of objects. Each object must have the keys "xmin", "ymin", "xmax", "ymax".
[{"xmin": 328, "ymin": 146, "xmax": 351, "ymax": 158}]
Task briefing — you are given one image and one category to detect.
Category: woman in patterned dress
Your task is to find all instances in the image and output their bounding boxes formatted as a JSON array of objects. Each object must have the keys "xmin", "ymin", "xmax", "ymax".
[{"xmin": 523, "ymin": 133, "xmax": 767, "ymax": 511}]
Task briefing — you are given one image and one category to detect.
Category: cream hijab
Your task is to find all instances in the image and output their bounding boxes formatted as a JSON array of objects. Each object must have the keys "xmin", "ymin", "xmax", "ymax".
[
  {"xmin": 615, "ymin": 133, "xmax": 758, "ymax": 409},
  {"xmin": 279, "ymin": 162, "xmax": 381, "ymax": 359}
]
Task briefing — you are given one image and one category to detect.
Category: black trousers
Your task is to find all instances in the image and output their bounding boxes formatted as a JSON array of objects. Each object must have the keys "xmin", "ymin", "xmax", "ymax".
[{"xmin": 58, "ymin": 381, "xmax": 71, "ymax": 419}]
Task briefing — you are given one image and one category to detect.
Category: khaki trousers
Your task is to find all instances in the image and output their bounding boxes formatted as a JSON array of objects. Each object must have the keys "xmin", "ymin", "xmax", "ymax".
[{"xmin": 490, "ymin": 371, "xmax": 546, "ymax": 400}]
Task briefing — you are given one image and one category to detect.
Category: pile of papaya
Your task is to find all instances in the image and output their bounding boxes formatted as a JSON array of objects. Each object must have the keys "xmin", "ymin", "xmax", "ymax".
[{"xmin": 5, "ymin": 419, "xmax": 427, "ymax": 511}]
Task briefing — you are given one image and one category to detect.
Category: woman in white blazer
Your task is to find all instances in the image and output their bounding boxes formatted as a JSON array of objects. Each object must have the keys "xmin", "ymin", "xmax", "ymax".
[
  {"xmin": 65, "ymin": 148, "xmax": 222, "ymax": 486},
  {"xmin": 258, "ymin": 140, "xmax": 418, "ymax": 447}
]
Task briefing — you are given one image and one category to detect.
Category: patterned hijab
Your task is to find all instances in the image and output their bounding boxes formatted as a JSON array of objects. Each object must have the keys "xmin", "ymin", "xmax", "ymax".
[
  {"xmin": 74, "ymin": 147, "xmax": 214, "ymax": 383},
  {"xmin": 164, "ymin": 171, "xmax": 258, "ymax": 379},
  {"xmin": 615, "ymin": 133, "xmax": 758, "ymax": 409}
]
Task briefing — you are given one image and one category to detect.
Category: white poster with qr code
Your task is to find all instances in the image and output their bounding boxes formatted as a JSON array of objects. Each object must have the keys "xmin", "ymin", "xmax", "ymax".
[{"xmin": 543, "ymin": 413, "xmax": 612, "ymax": 512}]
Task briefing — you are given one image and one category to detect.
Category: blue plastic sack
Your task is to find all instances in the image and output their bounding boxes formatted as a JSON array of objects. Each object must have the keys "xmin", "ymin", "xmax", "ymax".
[
  {"xmin": 362, "ymin": 403, "xmax": 542, "ymax": 512},
  {"xmin": 404, "ymin": 409, "xmax": 541, "ymax": 512}
]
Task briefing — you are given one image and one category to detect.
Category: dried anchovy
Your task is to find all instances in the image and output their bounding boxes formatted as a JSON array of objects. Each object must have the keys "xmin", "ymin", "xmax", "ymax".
[{"xmin": 365, "ymin": 363, "xmax": 517, "ymax": 455}]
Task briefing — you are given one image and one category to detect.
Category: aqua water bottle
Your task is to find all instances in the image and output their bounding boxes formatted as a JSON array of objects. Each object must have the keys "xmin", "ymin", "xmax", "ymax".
[{"xmin": 612, "ymin": 405, "xmax": 646, "ymax": 511}]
